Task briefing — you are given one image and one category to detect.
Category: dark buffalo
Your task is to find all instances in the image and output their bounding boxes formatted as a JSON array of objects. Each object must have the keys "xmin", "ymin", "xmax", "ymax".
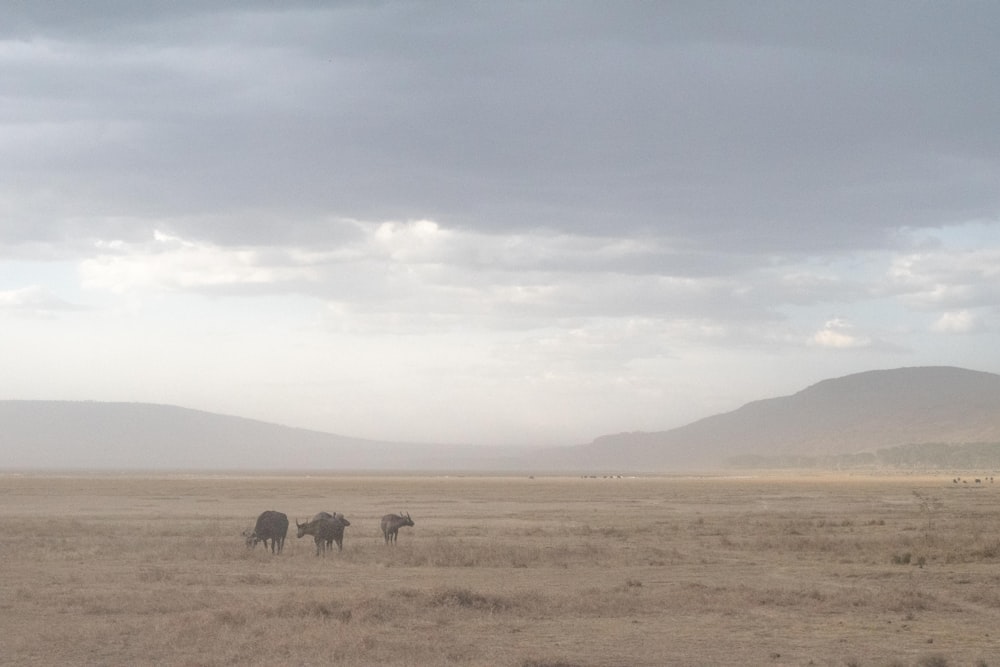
[
  {"xmin": 380, "ymin": 512, "xmax": 414, "ymax": 544},
  {"xmin": 316, "ymin": 511, "xmax": 351, "ymax": 553},
  {"xmin": 296, "ymin": 512, "xmax": 350, "ymax": 555},
  {"xmin": 245, "ymin": 510, "xmax": 288, "ymax": 554}
]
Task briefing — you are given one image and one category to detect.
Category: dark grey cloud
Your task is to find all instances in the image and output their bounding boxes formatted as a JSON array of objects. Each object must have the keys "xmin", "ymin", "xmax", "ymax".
[{"xmin": 2, "ymin": 2, "xmax": 998, "ymax": 256}]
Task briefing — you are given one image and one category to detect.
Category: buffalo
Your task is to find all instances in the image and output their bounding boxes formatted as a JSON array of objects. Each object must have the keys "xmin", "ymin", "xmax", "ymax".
[
  {"xmin": 245, "ymin": 510, "xmax": 288, "ymax": 554},
  {"xmin": 380, "ymin": 512, "xmax": 414, "ymax": 544},
  {"xmin": 296, "ymin": 512, "xmax": 350, "ymax": 555}
]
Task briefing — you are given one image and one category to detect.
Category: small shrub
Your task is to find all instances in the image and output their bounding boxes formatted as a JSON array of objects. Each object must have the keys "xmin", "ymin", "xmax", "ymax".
[
  {"xmin": 213, "ymin": 608, "xmax": 247, "ymax": 627},
  {"xmin": 887, "ymin": 589, "xmax": 936, "ymax": 613},
  {"xmin": 973, "ymin": 540, "xmax": 1000, "ymax": 559},
  {"xmin": 137, "ymin": 566, "xmax": 173, "ymax": 583},
  {"xmin": 431, "ymin": 587, "xmax": 513, "ymax": 613},
  {"xmin": 916, "ymin": 654, "xmax": 948, "ymax": 667}
]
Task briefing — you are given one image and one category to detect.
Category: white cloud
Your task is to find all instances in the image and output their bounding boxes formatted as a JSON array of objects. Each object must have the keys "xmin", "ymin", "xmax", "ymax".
[
  {"xmin": 73, "ymin": 221, "xmax": 930, "ymax": 354},
  {"xmin": 80, "ymin": 230, "xmax": 320, "ymax": 293},
  {"xmin": 372, "ymin": 219, "xmax": 452, "ymax": 262},
  {"xmin": 811, "ymin": 318, "xmax": 871, "ymax": 349},
  {"xmin": 0, "ymin": 285, "xmax": 79, "ymax": 316},
  {"xmin": 931, "ymin": 310, "xmax": 984, "ymax": 334},
  {"xmin": 78, "ymin": 223, "xmax": 747, "ymax": 323},
  {"xmin": 887, "ymin": 248, "xmax": 1000, "ymax": 310}
]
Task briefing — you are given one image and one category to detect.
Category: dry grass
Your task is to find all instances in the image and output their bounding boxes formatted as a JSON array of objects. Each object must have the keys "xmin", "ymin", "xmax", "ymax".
[{"xmin": 2, "ymin": 471, "xmax": 1000, "ymax": 666}]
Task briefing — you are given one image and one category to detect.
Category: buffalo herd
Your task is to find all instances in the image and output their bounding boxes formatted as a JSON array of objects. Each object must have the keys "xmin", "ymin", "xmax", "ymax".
[{"xmin": 244, "ymin": 509, "xmax": 414, "ymax": 555}]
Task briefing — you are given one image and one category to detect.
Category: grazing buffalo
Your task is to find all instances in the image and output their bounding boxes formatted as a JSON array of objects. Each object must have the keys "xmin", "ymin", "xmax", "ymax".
[
  {"xmin": 296, "ymin": 512, "xmax": 351, "ymax": 555},
  {"xmin": 246, "ymin": 510, "xmax": 289, "ymax": 554},
  {"xmin": 380, "ymin": 512, "xmax": 414, "ymax": 544}
]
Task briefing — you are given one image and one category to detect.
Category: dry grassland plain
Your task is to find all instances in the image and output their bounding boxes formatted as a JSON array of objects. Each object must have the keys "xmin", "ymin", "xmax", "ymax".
[{"xmin": 2, "ymin": 472, "xmax": 1000, "ymax": 666}]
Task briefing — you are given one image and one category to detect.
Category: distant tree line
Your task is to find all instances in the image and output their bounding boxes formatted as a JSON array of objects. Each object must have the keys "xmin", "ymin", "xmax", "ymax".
[{"xmin": 727, "ymin": 442, "xmax": 1000, "ymax": 470}]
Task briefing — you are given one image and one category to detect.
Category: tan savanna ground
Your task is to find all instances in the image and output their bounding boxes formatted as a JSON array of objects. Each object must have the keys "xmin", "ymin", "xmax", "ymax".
[{"xmin": 1, "ymin": 472, "xmax": 1000, "ymax": 666}]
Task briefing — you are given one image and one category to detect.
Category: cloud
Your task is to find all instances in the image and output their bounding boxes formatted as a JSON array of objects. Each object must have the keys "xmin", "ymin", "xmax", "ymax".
[
  {"xmin": 78, "ymin": 218, "xmax": 988, "ymax": 353},
  {"xmin": 3, "ymin": 3, "xmax": 998, "ymax": 254},
  {"xmin": 76, "ymin": 222, "xmax": 805, "ymax": 333},
  {"xmin": 931, "ymin": 310, "xmax": 985, "ymax": 335},
  {"xmin": 887, "ymin": 248, "xmax": 1000, "ymax": 310},
  {"xmin": 79, "ymin": 230, "xmax": 321, "ymax": 294},
  {"xmin": 811, "ymin": 318, "xmax": 872, "ymax": 349},
  {"xmin": 0, "ymin": 286, "xmax": 81, "ymax": 316}
]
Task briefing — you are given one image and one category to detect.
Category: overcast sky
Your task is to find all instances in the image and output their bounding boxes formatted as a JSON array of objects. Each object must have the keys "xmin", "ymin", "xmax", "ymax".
[{"xmin": 2, "ymin": 2, "xmax": 998, "ymax": 447}]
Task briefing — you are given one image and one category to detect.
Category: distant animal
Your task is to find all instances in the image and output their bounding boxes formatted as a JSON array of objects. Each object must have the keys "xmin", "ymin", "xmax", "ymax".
[
  {"xmin": 380, "ymin": 512, "xmax": 414, "ymax": 544},
  {"xmin": 245, "ymin": 510, "xmax": 289, "ymax": 554},
  {"xmin": 296, "ymin": 512, "xmax": 351, "ymax": 555}
]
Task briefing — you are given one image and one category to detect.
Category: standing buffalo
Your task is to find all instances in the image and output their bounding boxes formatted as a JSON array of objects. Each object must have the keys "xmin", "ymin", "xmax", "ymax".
[
  {"xmin": 244, "ymin": 510, "xmax": 289, "ymax": 554},
  {"xmin": 296, "ymin": 512, "xmax": 351, "ymax": 555},
  {"xmin": 380, "ymin": 512, "xmax": 414, "ymax": 544}
]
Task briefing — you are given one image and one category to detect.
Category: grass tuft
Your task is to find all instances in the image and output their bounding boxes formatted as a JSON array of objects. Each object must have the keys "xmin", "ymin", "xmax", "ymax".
[{"xmin": 431, "ymin": 587, "xmax": 516, "ymax": 613}]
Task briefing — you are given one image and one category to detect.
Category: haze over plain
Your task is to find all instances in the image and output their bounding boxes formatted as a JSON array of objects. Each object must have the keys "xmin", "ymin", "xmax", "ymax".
[{"xmin": 2, "ymin": 3, "xmax": 999, "ymax": 448}]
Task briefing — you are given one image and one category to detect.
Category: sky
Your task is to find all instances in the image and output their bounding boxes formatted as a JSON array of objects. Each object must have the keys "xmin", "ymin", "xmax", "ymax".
[{"xmin": 2, "ymin": 2, "xmax": 999, "ymax": 448}]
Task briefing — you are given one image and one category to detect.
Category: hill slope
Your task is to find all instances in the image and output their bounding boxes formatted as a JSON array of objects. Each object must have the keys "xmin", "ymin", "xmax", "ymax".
[
  {"xmin": 570, "ymin": 367, "xmax": 1000, "ymax": 470},
  {"xmin": 0, "ymin": 401, "xmax": 516, "ymax": 471}
]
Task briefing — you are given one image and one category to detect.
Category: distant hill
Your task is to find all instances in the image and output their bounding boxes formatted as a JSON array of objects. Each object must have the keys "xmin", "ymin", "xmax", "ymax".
[
  {"xmin": 5, "ymin": 367, "xmax": 1000, "ymax": 472},
  {"xmin": 564, "ymin": 367, "xmax": 1000, "ymax": 471},
  {"xmin": 0, "ymin": 401, "xmax": 527, "ymax": 471}
]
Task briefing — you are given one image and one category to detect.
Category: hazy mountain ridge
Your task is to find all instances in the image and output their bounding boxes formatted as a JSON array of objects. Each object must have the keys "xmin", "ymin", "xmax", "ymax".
[
  {"xmin": 572, "ymin": 367, "xmax": 1000, "ymax": 470},
  {"xmin": 0, "ymin": 400, "xmax": 527, "ymax": 471},
  {"xmin": 3, "ymin": 367, "xmax": 1000, "ymax": 471}
]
